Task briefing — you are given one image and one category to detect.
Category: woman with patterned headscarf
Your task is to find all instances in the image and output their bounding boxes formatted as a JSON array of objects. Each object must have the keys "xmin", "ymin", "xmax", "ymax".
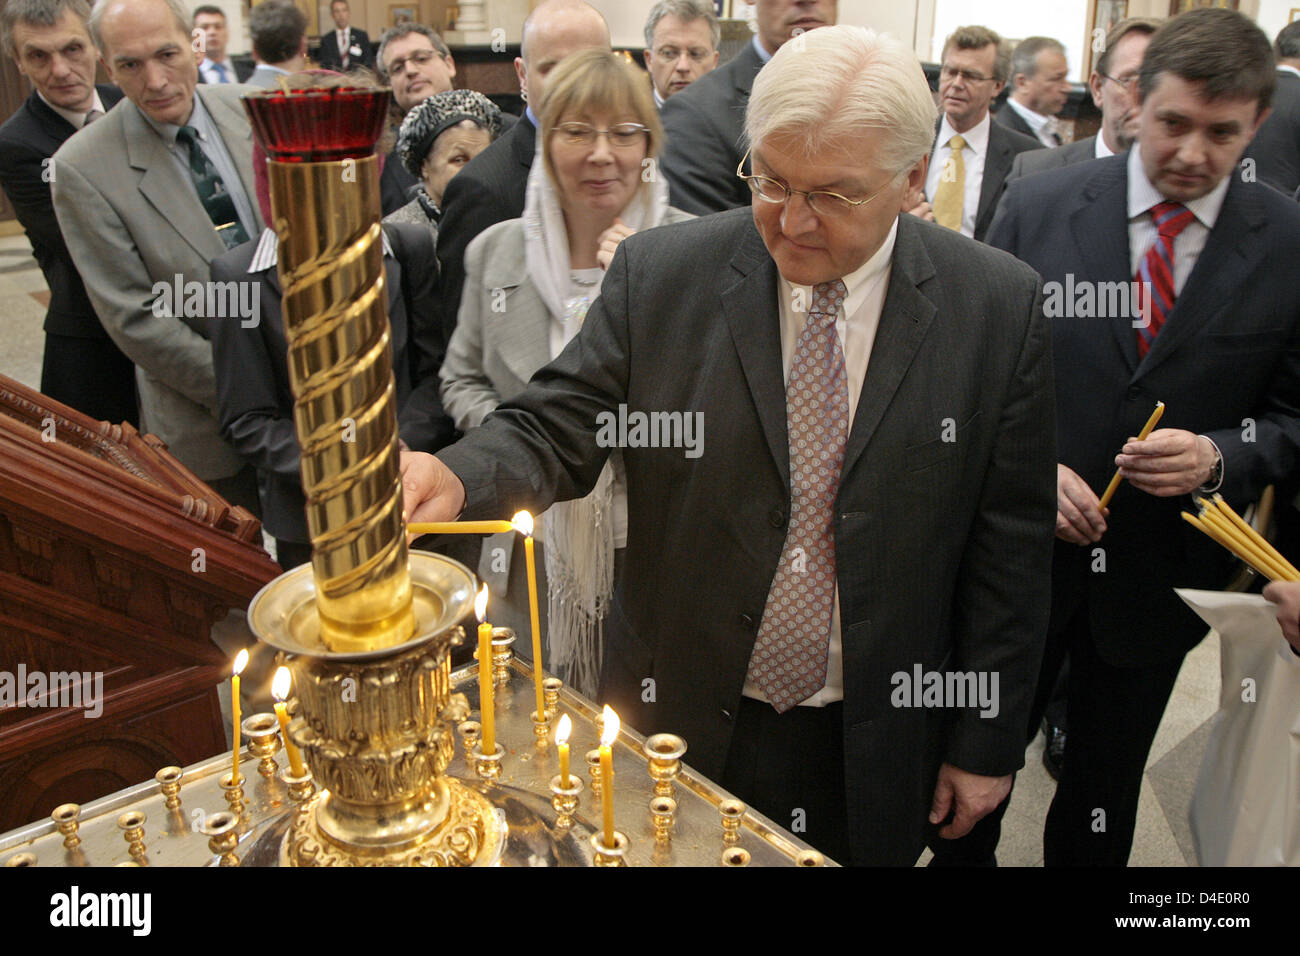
[{"xmin": 384, "ymin": 88, "xmax": 503, "ymax": 238}]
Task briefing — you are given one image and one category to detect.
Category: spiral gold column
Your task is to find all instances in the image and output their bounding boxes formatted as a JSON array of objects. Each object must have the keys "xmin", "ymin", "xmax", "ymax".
[{"xmin": 270, "ymin": 154, "xmax": 414, "ymax": 654}]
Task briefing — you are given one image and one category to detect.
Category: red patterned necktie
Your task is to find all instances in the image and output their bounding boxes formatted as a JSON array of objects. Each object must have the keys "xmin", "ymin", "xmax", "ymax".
[
  {"xmin": 747, "ymin": 279, "xmax": 849, "ymax": 713},
  {"xmin": 1135, "ymin": 200, "xmax": 1196, "ymax": 359}
]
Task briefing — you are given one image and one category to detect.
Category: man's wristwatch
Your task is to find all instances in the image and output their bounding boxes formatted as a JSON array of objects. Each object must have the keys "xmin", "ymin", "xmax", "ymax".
[{"xmin": 1199, "ymin": 437, "xmax": 1224, "ymax": 493}]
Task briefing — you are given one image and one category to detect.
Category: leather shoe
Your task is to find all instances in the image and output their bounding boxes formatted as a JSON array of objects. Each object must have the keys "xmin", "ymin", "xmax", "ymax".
[{"xmin": 1042, "ymin": 722, "xmax": 1065, "ymax": 781}]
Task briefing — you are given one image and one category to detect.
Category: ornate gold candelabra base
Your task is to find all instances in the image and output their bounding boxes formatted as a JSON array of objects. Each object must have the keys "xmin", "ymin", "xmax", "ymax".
[{"xmin": 250, "ymin": 552, "xmax": 506, "ymax": 867}]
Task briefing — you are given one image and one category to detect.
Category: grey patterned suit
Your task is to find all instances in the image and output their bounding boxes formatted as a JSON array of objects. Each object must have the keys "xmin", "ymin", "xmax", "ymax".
[{"xmin": 51, "ymin": 84, "xmax": 262, "ymax": 480}]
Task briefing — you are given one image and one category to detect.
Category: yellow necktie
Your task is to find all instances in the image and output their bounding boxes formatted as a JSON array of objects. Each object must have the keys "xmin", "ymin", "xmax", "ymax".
[{"xmin": 932, "ymin": 134, "xmax": 966, "ymax": 232}]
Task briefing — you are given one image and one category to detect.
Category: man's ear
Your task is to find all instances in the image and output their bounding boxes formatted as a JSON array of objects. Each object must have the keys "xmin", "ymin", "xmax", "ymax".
[
  {"xmin": 514, "ymin": 56, "xmax": 526, "ymax": 98},
  {"xmin": 642, "ymin": 48, "xmax": 652, "ymax": 71},
  {"xmin": 445, "ymin": 52, "xmax": 456, "ymax": 79},
  {"xmin": 1088, "ymin": 72, "xmax": 1104, "ymax": 109}
]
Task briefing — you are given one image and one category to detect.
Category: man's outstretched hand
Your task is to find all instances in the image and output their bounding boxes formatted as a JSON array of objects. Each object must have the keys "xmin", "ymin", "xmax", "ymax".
[{"xmin": 400, "ymin": 451, "xmax": 467, "ymax": 531}]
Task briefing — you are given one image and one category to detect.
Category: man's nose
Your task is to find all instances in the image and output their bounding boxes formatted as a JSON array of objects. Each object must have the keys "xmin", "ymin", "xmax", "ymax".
[
  {"xmin": 674, "ymin": 52, "xmax": 691, "ymax": 72},
  {"xmin": 1178, "ymin": 133, "xmax": 1209, "ymax": 167},
  {"xmin": 779, "ymin": 190, "xmax": 819, "ymax": 234},
  {"xmin": 143, "ymin": 59, "xmax": 168, "ymax": 88}
]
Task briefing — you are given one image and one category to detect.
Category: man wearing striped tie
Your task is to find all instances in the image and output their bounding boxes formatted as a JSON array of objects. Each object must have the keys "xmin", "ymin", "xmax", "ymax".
[{"xmin": 986, "ymin": 7, "xmax": 1300, "ymax": 866}]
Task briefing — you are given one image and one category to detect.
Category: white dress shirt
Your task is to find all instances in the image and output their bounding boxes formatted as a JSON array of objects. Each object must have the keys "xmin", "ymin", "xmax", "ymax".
[
  {"xmin": 1094, "ymin": 134, "xmax": 1114, "ymax": 159},
  {"xmin": 742, "ymin": 219, "xmax": 898, "ymax": 707},
  {"xmin": 1005, "ymin": 97, "xmax": 1061, "ymax": 147},
  {"xmin": 39, "ymin": 89, "xmax": 105, "ymax": 129},
  {"xmin": 199, "ymin": 57, "xmax": 235, "ymax": 84},
  {"xmin": 1126, "ymin": 145, "xmax": 1228, "ymax": 293},
  {"xmin": 925, "ymin": 112, "xmax": 990, "ymax": 239}
]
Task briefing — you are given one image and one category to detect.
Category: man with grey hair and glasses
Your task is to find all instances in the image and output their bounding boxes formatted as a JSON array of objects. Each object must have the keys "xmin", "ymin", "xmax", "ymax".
[
  {"xmin": 642, "ymin": 0, "xmax": 718, "ymax": 108},
  {"xmin": 0, "ymin": 0, "xmax": 136, "ymax": 426},
  {"xmin": 398, "ymin": 24, "xmax": 1056, "ymax": 866},
  {"xmin": 50, "ymin": 0, "xmax": 263, "ymax": 513}
]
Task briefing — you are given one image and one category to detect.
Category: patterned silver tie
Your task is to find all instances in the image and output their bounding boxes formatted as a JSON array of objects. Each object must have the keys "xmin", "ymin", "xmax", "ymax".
[{"xmin": 747, "ymin": 279, "xmax": 849, "ymax": 712}]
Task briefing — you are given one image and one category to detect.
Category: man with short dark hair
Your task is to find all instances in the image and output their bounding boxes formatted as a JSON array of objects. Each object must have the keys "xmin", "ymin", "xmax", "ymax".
[
  {"xmin": 999, "ymin": 36, "xmax": 1071, "ymax": 147},
  {"xmin": 658, "ymin": 0, "xmax": 837, "ymax": 214},
  {"xmin": 52, "ymin": 0, "xmax": 263, "ymax": 510},
  {"xmin": 373, "ymin": 23, "xmax": 458, "ymax": 215},
  {"xmin": 1243, "ymin": 20, "xmax": 1300, "ymax": 195},
  {"xmin": 988, "ymin": 7, "xmax": 1300, "ymax": 866},
  {"xmin": 193, "ymin": 4, "xmax": 252, "ymax": 83},
  {"xmin": 317, "ymin": 0, "xmax": 372, "ymax": 72},
  {"xmin": 1009, "ymin": 19, "xmax": 1158, "ymax": 182},
  {"xmin": 916, "ymin": 25, "xmax": 1041, "ymax": 242},
  {"xmin": 642, "ymin": 0, "xmax": 718, "ymax": 108},
  {"xmin": 0, "ymin": 0, "xmax": 137, "ymax": 425},
  {"xmin": 247, "ymin": 0, "xmax": 306, "ymax": 87}
]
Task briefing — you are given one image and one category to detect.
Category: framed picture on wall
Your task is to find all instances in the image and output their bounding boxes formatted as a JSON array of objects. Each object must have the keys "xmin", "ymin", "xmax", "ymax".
[
  {"xmin": 1085, "ymin": 0, "xmax": 1129, "ymax": 78},
  {"xmin": 1291, "ymin": 8, "xmax": 1300, "ymax": 23},
  {"xmin": 389, "ymin": 5, "xmax": 416, "ymax": 27}
]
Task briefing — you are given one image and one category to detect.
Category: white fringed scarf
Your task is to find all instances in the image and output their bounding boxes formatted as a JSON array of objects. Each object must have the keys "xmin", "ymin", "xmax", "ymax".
[{"xmin": 520, "ymin": 138, "xmax": 668, "ymax": 695}]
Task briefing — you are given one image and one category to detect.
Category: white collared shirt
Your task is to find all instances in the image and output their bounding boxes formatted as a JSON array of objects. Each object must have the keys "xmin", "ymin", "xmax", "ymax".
[
  {"xmin": 1005, "ymin": 97, "xmax": 1061, "ymax": 147},
  {"xmin": 39, "ymin": 89, "xmax": 105, "ymax": 129},
  {"xmin": 1094, "ymin": 134, "xmax": 1114, "ymax": 159},
  {"xmin": 1279, "ymin": 64, "xmax": 1300, "ymax": 79},
  {"xmin": 925, "ymin": 112, "xmax": 990, "ymax": 238},
  {"xmin": 248, "ymin": 226, "xmax": 393, "ymax": 271},
  {"xmin": 742, "ymin": 219, "xmax": 898, "ymax": 708},
  {"xmin": 1127, "ymin": 145, "xmax": 1229, "ymax": 292},
  {"xmin": 199, "ymin": 57, "xmax": 234, "ymax": 84}
]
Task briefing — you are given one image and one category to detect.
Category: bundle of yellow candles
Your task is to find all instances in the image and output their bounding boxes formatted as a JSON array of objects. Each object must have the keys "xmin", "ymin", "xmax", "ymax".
[{"xmin": 1182, "ymin": 494, "xmax": 1300, "ymax": 582}]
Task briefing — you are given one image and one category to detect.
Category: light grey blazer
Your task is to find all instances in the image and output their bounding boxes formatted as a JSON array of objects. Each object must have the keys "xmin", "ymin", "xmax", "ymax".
[
  {"xmin": 52, "ymin": 84, "xmax": 262, "ymax": 480},
  {"xmin": 440, "ymin": 206, "xmax": 693, "ymax": 601}
]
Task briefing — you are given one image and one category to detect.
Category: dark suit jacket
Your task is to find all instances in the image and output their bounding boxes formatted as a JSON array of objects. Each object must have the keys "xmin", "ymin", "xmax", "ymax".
[
  {"xmin": 198, "ymin": 57, "xmax": 255, "ymax": 83},
  {"xmin": 435, "ymin": 114, "xmax": 535, "ymax": 348},
  {"xmin": 658, "ymin": 39, "xmax": 764, "ymax": 214},
  {"xmin": 437, "ymin": 208, "xmax": 1057, "ymax": 865},
  {"xmin": 1007, "ymin": 135, "xmax": 1097, "ymax": 183},
  {"xmin": 988, "ymin": 155, "xmax": 1300, "ymax": 666},
  {"xmin": 929, "ymin": 117, "xmax": 1042, "ymax": 241},
  {"xmin": 994, "ymin": 102, "xmax": 1039, "ymax": 141},
  {"xmin": 209, "ymin": 222, "xmax": 452, "ymax": 543},
  {"xmin": 0, "ymin": 86, "xmax": 123, "ymax": 338},
  {"xmin": 317, "ymin": 27, "xmax": 374, "ymax": 71},
  {"xmin": 1244, "ymin": 69, "xmax": 1300, "ymax": 196}
]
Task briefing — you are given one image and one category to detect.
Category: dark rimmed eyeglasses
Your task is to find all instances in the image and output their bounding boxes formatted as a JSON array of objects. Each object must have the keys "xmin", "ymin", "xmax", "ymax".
[
  {"xmin": 1099, "ymin": 71, "xmax": 1140, "ymax": 92},
  {"xmin": 735, "ymin": 147, "xmax": 890, "ymax": 217}
]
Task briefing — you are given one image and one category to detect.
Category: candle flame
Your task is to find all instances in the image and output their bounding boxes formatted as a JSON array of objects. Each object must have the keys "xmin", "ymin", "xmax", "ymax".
[
  {"xmin": 233, "ymin": 648, "xmax": 249, "ymax": 676},
  {"xmin": 600, "ymin": 705, "xmax": 619, "ymax": 748},
  {"xmin": 556, "ymin": 713, "xmax": 572, "ymax": 745},
  {"xmin": 511, "ymin": 510, "xmax": 534, "ymax": 536},
  {"xmin": 272, "ymin": 666, "xmax": 292, "ymax": 702},
  {"xmin": 475, "ymin": 583, "xmax": 489, "ymax": 622}
]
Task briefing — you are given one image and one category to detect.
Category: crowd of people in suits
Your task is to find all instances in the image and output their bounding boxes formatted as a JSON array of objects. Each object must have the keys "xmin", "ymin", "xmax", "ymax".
[{"xmin": 3, "ymin": 0, "xmax": 1300, "ymax": 867}]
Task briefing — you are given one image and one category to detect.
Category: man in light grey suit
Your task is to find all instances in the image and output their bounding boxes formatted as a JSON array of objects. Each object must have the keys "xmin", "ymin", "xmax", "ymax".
[
  {"xmin": 52, "ymin": 0, "xmax": 262, "ymax": 507},
  {"xmin": 1008, "ymin": 18, "xmax": 1157, "ymax": 184},
  {"xmin": 400, "ymin": 26, "xmax": 1056, "ymax": 865}
]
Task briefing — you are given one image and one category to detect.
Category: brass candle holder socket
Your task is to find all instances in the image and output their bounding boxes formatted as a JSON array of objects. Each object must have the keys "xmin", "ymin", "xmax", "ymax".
[
  {"xmin": 719, "ymin": 799, "xmax": 746, "ymax": 846},
  {"xmin": 722, "ymin": 847, "xmax": 751, "ymax": 867},
  {"xmin": 644, "ymin": 733, "xmax": 687, "ymax": 799},
  {"xmin": 219, "ymin": 771, "xmax": 247, "ymax": 819},
  {"xmin": 549, "ymin": 773, "xmax": 584, "ymax": 830},
  {"xmin": 531, "ymin": 710, "xmax": 550, "ymax": 747},
  {"xmin": 491, "ymin": 627, "xmax": 514, "ymax": 686},
  {"xmin": 4, "ymin": 852, "xmax": 37, "ymax": 866},
  {"xmin": 117, "ymin": 810, "xmax": 148, "ymax": 864},
  {"xmin": 154, "ymin": 767, "xmax": 183, "ymax": 810},
  {"xmin": 590, "ymin": 830, "xmax": 629, "ymax": 866},
  {"xmin": 200, "ymin": 811, "xmax": 241, "ymax": 866},
  {"xmin": 542, "ymin": 677, "xmax": 563, "ymax": 716},
  {"xmin": 51, "ymin": 803, "xmax": 81, "ymax": 849},
  {"xmin": 650, "ymin": 796, "xmax": 676, "ymax": 845},
  {"xmin": 470, "ymin": 742, "xmax": 504, "ymax": 781},
  {"xmin": 795, "ymin": 849, "xmax": 825, "ymax": 867},
  {"xmin": 458, "ymin": 720, "xmax": 481, "ymax": 760},
  {"xmin": 241, "ymin": 713, "xmax": 282, "ymax": 779},
  {"xmin": 280, "ymin": 766, "xmax": 316, "ymax": 804},
  {"xmin": 586, "ymin": 749, "xmax": 603, "ymax": 799}
]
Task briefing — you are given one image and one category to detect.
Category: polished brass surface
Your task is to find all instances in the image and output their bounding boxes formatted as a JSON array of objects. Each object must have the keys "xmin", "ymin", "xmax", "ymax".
[
  {"xmin": 722, "ymin": 847, "xmax": 751, "ymax": 867},
  {"xmin": 590, "ymin": 830, "xmax": 628, "ymax": 866},
  {"xmin": 490, "ymin": 628, "xmax": 514, "ymax": 685},
  {"xmin": 549, "ymin": 774, "xmax": 583, "ymax": 830},
  {"xmin": 531, "ymin": 711, "xmax": 551, "ymax": 747},
  {"xmin": 470, "ymin": 743, "xmax": 504, "ymax": 781},
  {"xmin": 586, "ymin": 749, "xmax": 603, "ymax": 799},
  {"xmin": 543, "ymin": 677, "xmax": 562, "ymax": 716},
  {"xmin": 220, "ymin": 772, "xmax": 247, "ymax": 819},
  {"xmin": 201, "ymin": 812, "xmax": 241, "ymax": 867},
  {"xmin": 0, "ymin": 654, "xmax": 837, "ymax": 866},
  {"xmin": 117, "ymin": 811, "xmax": 147, "ymax": 864},
  {"xmin": 720, "ymin": 799, "xmax": 745, "ymax": 846},
  {"xmin": 650, "ymin": 796, "xmax": 675, "ymax": 845},
  {"xmin": 644, "ymin": 733, "xmax": 687, "ymax": 800},
  {"xmin": 242, "ymin": 714, "xmax": 282, "ymax": 779},
  {"xmin": 267, "ymin": 154, "xmax": 413, "ymax": 655},
  {"xmin": 458, "ymin": 720, "xmax": 481, "ymax": 758},
  {"xmin": 4, "ymin": 853, "xmax": 36, "ymax": 866}
]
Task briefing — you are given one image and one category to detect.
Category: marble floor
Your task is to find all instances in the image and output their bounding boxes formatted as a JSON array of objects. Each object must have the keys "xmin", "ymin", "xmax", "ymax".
[{"xmin": 0, "ymin": 229, "xmax": 1221, "ymax": 867}]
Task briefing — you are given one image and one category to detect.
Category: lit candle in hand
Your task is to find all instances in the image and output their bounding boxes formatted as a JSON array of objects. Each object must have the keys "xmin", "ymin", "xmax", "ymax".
[
  {"xmin": 556, "ymin": 713, "xmax": 572, "ymax": 788},
  {"xmin": 599, "ymin": 705, "xmax": 619, "ymax": 848},
  {"xmin": 272, "ymin": 666, "xmax": 306, "ymax": 777},
  {"xmin": 407, "ymin": 520, "xmax": 515, "ymax": 535},
  {"xmin": 231, "ymin": 649, "xmax": 249, "ymax": 783},
  {"xmin": 476, "ymin": 584, "xmax": 495, "ymax": 754},
  {"xmin": 511, "ymin": 510, "xmax": 545, "ymax": 718}
]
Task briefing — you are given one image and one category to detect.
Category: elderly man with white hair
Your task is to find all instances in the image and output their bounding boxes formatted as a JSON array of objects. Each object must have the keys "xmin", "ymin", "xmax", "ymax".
[{"xmin": 399, "ymin": 25, "xmax": 1056, "ymax": 865}]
